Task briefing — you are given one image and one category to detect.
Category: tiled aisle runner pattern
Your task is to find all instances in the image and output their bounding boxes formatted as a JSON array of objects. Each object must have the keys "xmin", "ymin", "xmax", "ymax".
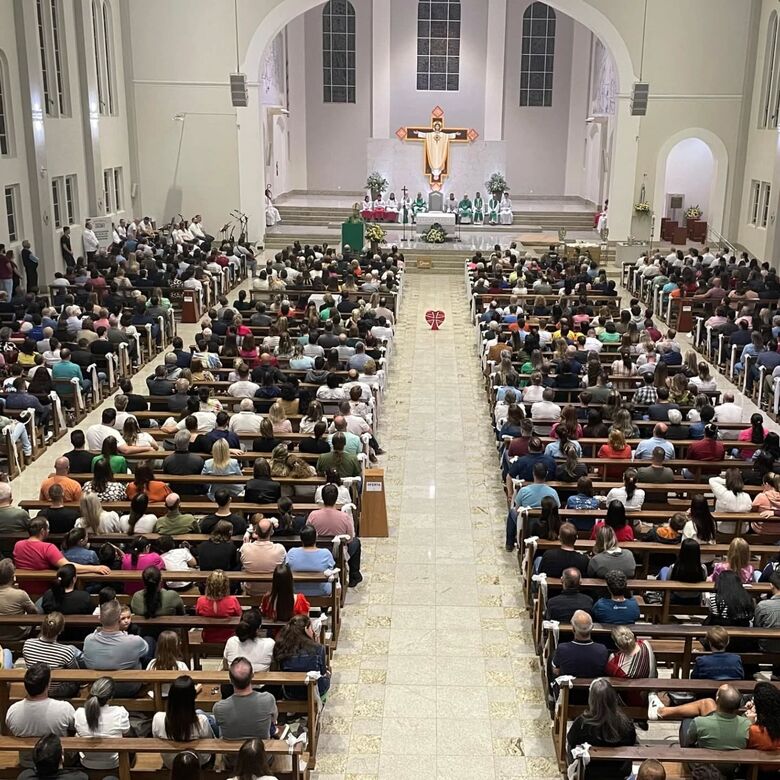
[{"xmin": 312, "ymin": 273, "xmax": 559, "ymax": 780}]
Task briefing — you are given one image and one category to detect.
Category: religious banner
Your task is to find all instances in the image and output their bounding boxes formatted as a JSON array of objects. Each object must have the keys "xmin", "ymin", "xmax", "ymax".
[{"xmin": 396, "ymin": 106, "xmax": 478, "ymax": 191}]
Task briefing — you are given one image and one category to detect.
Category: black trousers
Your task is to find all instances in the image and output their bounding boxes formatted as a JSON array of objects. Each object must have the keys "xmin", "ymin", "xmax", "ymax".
[{"xmin": 23, "ymin": 260, "xmax": 37, "ymax": 291}]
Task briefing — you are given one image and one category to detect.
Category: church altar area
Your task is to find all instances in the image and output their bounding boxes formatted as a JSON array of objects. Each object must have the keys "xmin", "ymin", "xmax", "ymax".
[{"xmin": 416, "ymin": 212, "xmax": 457, "ymax": 229}]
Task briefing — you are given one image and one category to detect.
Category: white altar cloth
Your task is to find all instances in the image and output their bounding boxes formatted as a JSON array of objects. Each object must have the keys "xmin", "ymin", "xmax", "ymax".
[{"xmin": 416, "ymin": 212, "xmax": 456, "ymax": 230}]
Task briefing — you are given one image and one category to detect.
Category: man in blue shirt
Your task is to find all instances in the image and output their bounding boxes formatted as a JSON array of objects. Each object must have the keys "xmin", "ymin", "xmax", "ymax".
[
  {"xmin": 286, "ymin": 525, "xmax": 335, "ymax": 597},
  {"xmin": 508, "ymin": 437, "xmax": 556, "ymax": 480},
  {"xmin": 505, "ymin": 462, "xmax": 560, "ymax": 551},
  {"xmin": 634, "ymin": 423, "xmax": 676, "ymax": 460},
  {"xmin": 691, "ymin": 626, "xmax": 744, "ymax": 680},
  {"xmin": 592, "ymin": 570, "xmax": 640, "ymax": 624}
]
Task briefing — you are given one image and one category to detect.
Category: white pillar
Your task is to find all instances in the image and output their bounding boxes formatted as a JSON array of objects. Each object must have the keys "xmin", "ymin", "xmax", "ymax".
[
  {"xmin": 605, "ymin": 96, "xmax": 640, "ymax": 243},
  {"xmin": 73, "ymin": 0, "xmax": 103, "ymax": 216},
  {"xmin": 371, "ymin": 0, "xmax": 390, "ymax": 138},
  {"xmin": 237, "ymin": 85, "xmax": 266, "ymax": 245},
  {"xmin": 286, "ymin": 16, "xmax": 308, "ymax": 191},
  {"xmin": 564, "ymin": 26, "xmax": 592, "ymax": 198},
  {"xmin": 12, "ymin": 0, "xmax": 57, "ymax": 284},
  {"xmin": 483, "ymin": 0, "xmax": 507, "ymax": 142}
]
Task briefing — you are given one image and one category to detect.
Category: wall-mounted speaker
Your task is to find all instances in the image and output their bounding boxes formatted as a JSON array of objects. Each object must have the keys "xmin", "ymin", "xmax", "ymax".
[
  {"xmin": 230, "ymin": 73, "xmax": 248, "ymax": 108},
  {"xmin": 630, "ymin": 82, "xmax": 650, "ymax": 116}
]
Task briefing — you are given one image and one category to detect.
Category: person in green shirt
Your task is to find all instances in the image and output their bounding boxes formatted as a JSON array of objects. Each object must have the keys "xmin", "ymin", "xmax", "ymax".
[
  {"xmin": 156, "ymin": 494, "xmax": 199, "ymax": 535},
  {"xmin": 411, "ymin": 192, "xmax": 427, "ymax": 223},
  {"xmin": 91, "ymin": 437, "xmax": 128, "ymax": 474},
  {"xmin": 473, "ymin": 193, "xmax": 485, "ymax": 225},
  {"xmin": 316, "ymin": 432, "xmax": 361, "ymax": 478},
  {"xmin": 458, "ymin": 195, "xmax": 473, "ymax": 224},
  {"xmin": 598, "ymin": 321, "xmax": 622, "ymax": 343},
  {"xmin": 129, "ymin": 565, "xmax": 185, "ymax": 617},
  {"xmin": 51, "ymin": 348, "xmax": 90, "ymax": 398},
  {"xmin": 648, "ymin": 683, "xmax": 749, "ymax": 751}
]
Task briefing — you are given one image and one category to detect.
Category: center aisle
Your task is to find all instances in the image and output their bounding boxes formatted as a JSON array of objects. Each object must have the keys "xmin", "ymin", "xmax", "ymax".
[{"xmin": 313, "ymin": 273, "xmax": 559, "ymax": 780}]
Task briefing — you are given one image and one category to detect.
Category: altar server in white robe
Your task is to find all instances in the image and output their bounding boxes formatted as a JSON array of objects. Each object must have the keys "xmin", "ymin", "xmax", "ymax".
[
  {"xmin": 386, "ymin": 193, "xmax": 399, "ymax": 216},
  {"xmin": 399, "ymin": 192, "xmax": 413, "ymax": 224},
  {"xmin": 373, "ymin": 193, "xmax": 387, "ymax": 210},
  {"xmin": 265, "ymin": 187, "xmax": 282, "ymax": 226},
  {"xmin": 445, "ymin": 193, "xmax": 458, "ymax": 214},
  {"xmin": 499, "ymin": 193, "xmax": 513, "ymax": 225}
]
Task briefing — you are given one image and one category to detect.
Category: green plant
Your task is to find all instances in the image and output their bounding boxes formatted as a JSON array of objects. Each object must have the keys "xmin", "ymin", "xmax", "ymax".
[
  {"xmin": 485, "ymin": 173, "xmax": 510, "ymax": 197},
  {"xmin": 365, "ymin": 223, "xmax": 387, "ymax": 244},
  {"xmin": 422, "ymin": 223, "xmax": 447, "ymax": 243},
  {"xmin": 365, "ymin": 172, "xmax": 389, "ymax": 196}
]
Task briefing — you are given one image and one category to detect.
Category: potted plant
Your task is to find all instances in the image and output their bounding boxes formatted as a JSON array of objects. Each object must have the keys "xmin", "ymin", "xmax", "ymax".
[
  {"xmin": 422, "ymin": 223, "xmax": 447, "ymax": 243},
  {"xmin": 365, "ymin": 172, "xmax": 389, "ymax": 202},
  {"xmin": 485, "ymin": 172, "xmax": 510, "ymax": 200},
  {"xmin": 685, "ymin": 205, "xmax": 702, "ymax": 221},
  {"xmin": 365, "ymin": 223, "xmax": 387, "ymax": 254},
  {"xmin": 634, "ymin": 201, "xmax": 651, "ymax": 215}
]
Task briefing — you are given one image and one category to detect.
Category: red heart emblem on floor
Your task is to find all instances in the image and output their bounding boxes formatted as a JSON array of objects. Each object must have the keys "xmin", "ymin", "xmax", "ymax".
[{"xmin": 425, "ymin": 310, "xmax": 446, "ymax": 331}]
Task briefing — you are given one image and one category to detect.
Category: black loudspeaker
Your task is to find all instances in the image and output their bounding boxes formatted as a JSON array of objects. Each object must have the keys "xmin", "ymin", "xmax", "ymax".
[
  {"xmin": 230, "ymin": 73, "xmax": 248, "ymax": 108},
  {"xmin": 630, "ymin": 82, "xmax": 650, "ymax": 116}
]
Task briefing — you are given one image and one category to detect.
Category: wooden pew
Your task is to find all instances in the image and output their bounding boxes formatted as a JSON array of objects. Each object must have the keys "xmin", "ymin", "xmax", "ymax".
[{"xmin": 0, "ymin": 736, "xmax": 308, "ymax": 780}]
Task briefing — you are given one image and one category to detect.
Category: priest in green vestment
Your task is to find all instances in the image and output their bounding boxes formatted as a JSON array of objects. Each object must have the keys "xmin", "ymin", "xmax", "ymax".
[
  {"xmin": 458, "ymin": 195, "xmax": 473, "ymax": 224},
  {"xmin": 412, "ymin": 192, "xmax": 427, "ymax": 221},
  {"xmin": 487, "ymin": 195, "xmax": 500, "ymax": 225},
  {"xmin": 473, "ymin": 193, "xmax": 485, "ymax": 225}
]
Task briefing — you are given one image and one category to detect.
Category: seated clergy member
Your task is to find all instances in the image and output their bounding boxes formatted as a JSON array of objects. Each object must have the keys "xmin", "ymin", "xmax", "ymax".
[{"xmin": 544, "ymin": 568, "xmax": 593, "ymax": 622}]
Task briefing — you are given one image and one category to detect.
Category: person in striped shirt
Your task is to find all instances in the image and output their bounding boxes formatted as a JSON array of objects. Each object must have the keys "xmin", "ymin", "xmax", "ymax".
[{"xmin": 21, "ymin": 612, "xmax": 81, "ymax": 699}]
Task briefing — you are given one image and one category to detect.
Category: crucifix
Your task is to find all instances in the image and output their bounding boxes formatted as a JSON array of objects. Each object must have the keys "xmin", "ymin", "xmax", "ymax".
[{"xmin": 396, "ymin": 106, "xmax": 479, "ymax": 191}]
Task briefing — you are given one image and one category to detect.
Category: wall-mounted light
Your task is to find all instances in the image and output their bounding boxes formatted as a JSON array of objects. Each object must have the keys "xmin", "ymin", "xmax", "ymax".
[
  {"xmin": 39, "ymin": 166, "xmax": 47, "ymax": 178},
  {"xmin": 31, "ymin": 107, "xmax": 44, "ymax": 123}
]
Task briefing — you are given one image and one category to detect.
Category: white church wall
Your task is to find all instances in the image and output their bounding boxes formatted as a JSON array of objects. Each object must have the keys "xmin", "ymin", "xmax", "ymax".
[
  {"xmin": 502, "ymin": 1, "xmax": 576, "ymax": 196},
  {"xmin": 302, "ymin": 0, "xmax": 372, "ymax": 191},
  {"xmin": 0, "ymin": 0, "xmax": 33, "ymax": 251},
  {"xmin": 738, "ymin": 0, "xmax": 777, "ymax": 259},
  {"xmin": 286, "ymin": 16, "xmax": 308, "ymax": 193},
  {"xmin": 387, "ymin": 0, "xmax": 488, "ymax": 138}
]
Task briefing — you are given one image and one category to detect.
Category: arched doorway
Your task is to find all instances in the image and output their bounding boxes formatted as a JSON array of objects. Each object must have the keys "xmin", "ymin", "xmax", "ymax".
[
  {"xmin": 652, "ymin": 129, "xmax": 729, "ymax": 240},
  {"xmin": 238, "ymin": 0, "xmax": 640, "ymax": 241}
]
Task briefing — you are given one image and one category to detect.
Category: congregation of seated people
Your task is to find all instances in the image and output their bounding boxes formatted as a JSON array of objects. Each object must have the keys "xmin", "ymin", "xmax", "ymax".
[{"xmin": 471, "ymin": 243, "xmax": 780, "ymax": 779}]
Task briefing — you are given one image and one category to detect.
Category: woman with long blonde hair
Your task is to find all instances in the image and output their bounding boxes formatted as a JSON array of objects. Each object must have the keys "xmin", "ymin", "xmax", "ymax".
[
  {"xmin": 710, "ymin": 537, "xmax": 755, "ymax": 584},
  {"xmin": 268, "ymin": 400, "xmax": 292, "ymax": 434},
  {"xmin": 76, "ymin": 492, "xmax": 126, "ymax": 534},
  {"xmin": 201, "ymin": 439, "xmax": 243, "ymax": 500}
]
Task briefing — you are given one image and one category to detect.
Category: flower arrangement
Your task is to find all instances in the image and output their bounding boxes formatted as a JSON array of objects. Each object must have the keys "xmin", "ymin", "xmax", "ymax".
[
  {"xmin": 486, "ymin": 172, "xmax": 510, "ymax": 197},
  {"xmin": 634, "ymin": 201, "xmax": 651, "ymax": 214},
  {"xmin": 686, "ymin": 205, "xmax": 702, "ymax": 219},
  {"xmin": 365, "ymin": 172, "xmax": 389, "ymax": 199},
  {"xmin": 423, "ymin": 223, "xmax": 447, "ymax": 243},
  {"xmin": 365, "ymin": 223, "xmax": 387, "ymax": 244}
]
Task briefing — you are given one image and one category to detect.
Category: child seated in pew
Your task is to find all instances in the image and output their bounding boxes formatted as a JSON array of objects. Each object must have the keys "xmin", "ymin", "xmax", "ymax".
[
  {"xmin": 146, "ymin": 630, "xmax": 191, "ymax": 697},
  {"xmin": 691, "ymin": 626, "xmax": 744, "ymax": 681}
]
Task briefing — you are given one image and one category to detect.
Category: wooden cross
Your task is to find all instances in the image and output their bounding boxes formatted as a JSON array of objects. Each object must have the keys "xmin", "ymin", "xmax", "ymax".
[{"xmin": 396, "ymin": 106, "xmax": 479, "ymax": 191}]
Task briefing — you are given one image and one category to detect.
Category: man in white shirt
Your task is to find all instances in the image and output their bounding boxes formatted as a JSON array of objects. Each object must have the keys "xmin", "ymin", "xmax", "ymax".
[
  {"xmin": 82, "ymin": 221, "xmax": 99, "ymax": 260},
  {"xmin": 531, "ymin": 389, "xmax": 562, "ymax": 423},
  {"xmin": 584, "ymin": 331, "xmax": 603, "ymax": 352},
  {"xmin": 701, "ymin": 247, "xmax": 716, "ymax": 266},
  {"xmin": 227, "ymin": 366, "xmax": 260, "ymax": 398},
  {"xmin": 331, "ymin": 400, "xmax": 370, "ymax": 438},
  {"xmin": 228, "ymin": 398, "xmax": 264, "ymax": 436},
  {"xmin": 85, "ymin": 409, "xmax": 146, "ymax": 454},
  {"xmin": 336, "ymin": 333, "xmax": 356, "ymax": 362},
  {"xmin": 7, "ymin": 664, "xmax": 75, "ymax": 768},
  {"xmin": 375, "ymin": 299, "xmax": 395, "ymax": 326},
  {"xmin": 713, "ymin": 392, "xmax": 743, "ymax": 424},
  {"xmin": 370, "ymin": 317, "xmax": 394, "ymax": 341}
]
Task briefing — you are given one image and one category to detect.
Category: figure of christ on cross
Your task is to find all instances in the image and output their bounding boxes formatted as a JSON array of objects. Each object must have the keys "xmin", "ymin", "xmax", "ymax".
[{"xmin": 396, "ymin": 107, "xmax": 479, "ymax": 191}]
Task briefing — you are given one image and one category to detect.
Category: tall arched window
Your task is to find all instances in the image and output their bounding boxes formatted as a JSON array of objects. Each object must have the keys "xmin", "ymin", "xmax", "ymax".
[
  {"xmin": 759, "ymin": 12, "xmax": 779, "ymax": 128},
  {"xmin": 92, "ymin": 0, "xmax": 116, "ymax": 115},
  {"xmin": 0, "ymin": 51, "xmax": 13, "ymax": 157},
  {"xmin": 416, "ymin": 0, "xmax": 460, "ymax": 91},
  {"xmin": 520, "ymin": 1, "xmax": 556, "ymax": 107},
  {"xmin": 322, "ymin": 1, "xmax": 356, "ymax": 103}
]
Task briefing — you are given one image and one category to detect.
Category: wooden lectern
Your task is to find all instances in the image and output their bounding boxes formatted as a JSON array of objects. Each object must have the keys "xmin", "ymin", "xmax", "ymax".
[{"xmin": 360, "ymin": 468, "xmax": 388, "ymax": 537}]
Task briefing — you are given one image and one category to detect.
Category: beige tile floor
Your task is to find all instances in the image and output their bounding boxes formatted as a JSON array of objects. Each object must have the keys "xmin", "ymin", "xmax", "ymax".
[{"xmin": 310, "ymin": 273, "xmax": 558, "ymax": 780}]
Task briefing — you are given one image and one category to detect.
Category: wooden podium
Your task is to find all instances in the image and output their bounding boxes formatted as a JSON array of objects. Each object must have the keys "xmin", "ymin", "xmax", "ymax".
[{"xmin": 360, "ymin": 468, "xmax": 388, "ymax": 537}]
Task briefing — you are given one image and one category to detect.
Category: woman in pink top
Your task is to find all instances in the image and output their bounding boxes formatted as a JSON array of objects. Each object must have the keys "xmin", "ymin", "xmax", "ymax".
[
  {"xmin": 709, "ymin": 537, "xmax": 755, "ymax": 584},
  {"xmin": 737, "ymin": 413, "xmax": 770, "ymax": 460},
  {"xmin": 238, "ymin": 334, "xmax": 259, "ymax": 368},
  {"xmin": 121, "ymin": 536, "xmax": 165, "ymax": 594}
]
